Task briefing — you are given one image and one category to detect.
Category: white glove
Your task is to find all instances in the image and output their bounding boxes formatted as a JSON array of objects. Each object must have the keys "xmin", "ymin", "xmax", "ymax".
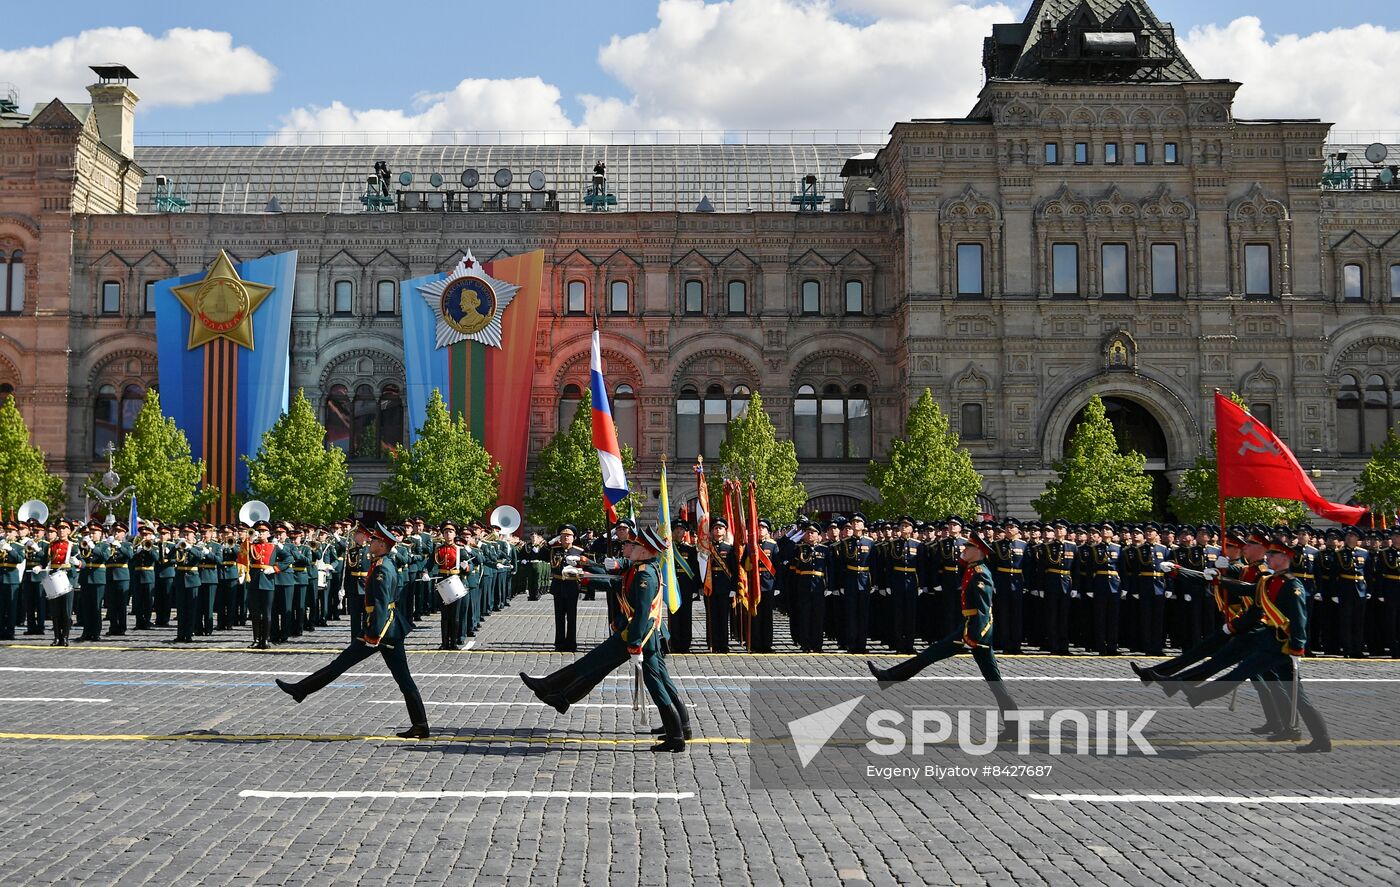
[
  {"xmin": 262, "ymin": 566, "xmax": 274, "ymax": 575},
  {"xmin": 1202, "ymin": 568, "xmax": 1219, "ymax": 581},
  {"xmin": 918, "ymin": 587, "xmax": 929, "ymax": 596},
  {"xmin": 561, "ymin": 566, "xmax": 583, "ymax": 579},
  {"xmin": 1159, "ymin": 561, "xmax": 1177, "ymax": 572},
  {"xmin": 420, "ymin": 572, "xmax": 429, "ymax": 581},
  {"xmin": 1070, "ymin": 590, "xmax": 1080, "ymax": 600},
  {"xmin": 1164, "ymin": 590, "xmax": 1175, "ymax": 600},
  {"xmin": 824, "ymin": 588, "xmax": 836, "ymax": 597},
  {"xmin": 1223, "ymin": 622, "xmax": 1233, "ymax": 635},
  {"xmin": 1085, "ymin": 591, "xmax": 1094, "ymax": 599},
  {"xmin": 603, "ymin": 557, "xmax": 621, "ymax": 571},
  {"xmin": 1120, "ymin": 590, "xmax": 1128, "ymax": 600},
  {"xmin": 1313, "ymin": 593, "xmax": 1322, "ymax": 601},
  {"xmin": 565, "ymin": 555, "xmax": 582, "ymax": 565},
  {"xmin": 1130, "ymin": 593, "xmax": 1140, "ymax": 600},
  {"xmin": 1215, "ymin": 555, "xmax": 1230, "ymax": 569},
  {"xmin": 1184, "ymin": 594, "xmax": 1192, "ymax": 602},
  {"xmin": 729, "ymin": 590, "xmax": 736, "ymax": 599},
  {"xmin": 1331, "ymin": 596, "xmax": 1339, "ymax": 604},
  {"xmin": 630, "ymin": 651, "xmax": 644, "ymax": 670}
]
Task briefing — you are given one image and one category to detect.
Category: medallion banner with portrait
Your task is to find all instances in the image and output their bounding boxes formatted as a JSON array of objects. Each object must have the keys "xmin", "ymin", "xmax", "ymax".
[{"xmin": 401, "ymin": 249, "xmax": 544, "ymax": 511}]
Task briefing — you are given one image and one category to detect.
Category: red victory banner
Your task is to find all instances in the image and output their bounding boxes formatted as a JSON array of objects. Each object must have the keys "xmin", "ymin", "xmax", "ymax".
[{"xmin": 1215, "ymin": 392, "xmax": 1367, "ymax": 524}]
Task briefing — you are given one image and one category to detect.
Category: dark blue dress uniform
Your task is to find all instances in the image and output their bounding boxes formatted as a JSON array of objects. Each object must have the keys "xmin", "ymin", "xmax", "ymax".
[
  {"xmin": 786, "ymin": 536, "xmax": 832, "ymax": 652},
  {"xmin": 988, "ymin": 537, "xmax": 1025, "ymax": 654},
  {"xmin": 934, "ymin": 534, "xmax": 966, "ymax": 639},
  {"xmin": 1172, "ymin": 540, "xmax": 1208, "ymax": 648},
  {"xmin": 749, "ymin": 536, "xmax": 779, "ymax": 653},
  {"xmin": 707, "ymin": 537, "xmax": 739, "ymax": 653},
  {"xmin": 1088, "ymin": 538, "xmax": 1122, "ymax": 654},
  {"xmin": 1134, "ymin": 542, "xmax": 1170, "ymax": 656},
  {"xmin": 669, "ymin": 539, "xmax": 700, "ymax": 653},
  {"xmin": 868, "ymin": 541, "xmax": 1017, "ymax": 722},
  {"xmin": 1039, "ymin": 538, "xmax": 1075, "ymax": 654},
  {"xmin": 278, "ymin": 530, "xmax": 428, "ymax": 739},
  {"xmin": 549, "ymin": 535, "xmax": 585, "ymax": 652},
  {"xmin": 840, "ymin": 533, "xmax": 876, "ymax": 653},
  {"xmin": 1336, "ymin": 541, "xmax": 1369, "ymax": 658},
  {"xmin": 887, "ymin": 536, "xmax": 923, "ymax": 654},
  {"xmin": 1375, "ymin": 544, "xmax": 1400, "ymax": 658}
]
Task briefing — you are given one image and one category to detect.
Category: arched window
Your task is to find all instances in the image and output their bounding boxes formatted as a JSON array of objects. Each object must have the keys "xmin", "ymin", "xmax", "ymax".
[
  {"xmin": 676, "ymin": 387, "xmax": 700, "ymax": 459},
  {"xmin": 119, "ymin": 385, "xmax": 145, "ymax": 435},
  {"xmin": 844, "ymin": 280, "xmax": 864, "ymax": 315},
  {"xmin": 613, "ymin": 384, "xmax": 637, "ymax": 451},
  {"xmin": 1344, "ymin": 264, "xmax": 1364, "ymax": 300},
  {"xmin": 93, "ymin": 385, "xmax": 119, "ymax": 456},
  {"xmin": 609, "ymin": 280, "xmax": 629, "ymax": 314},
  {"xmin": 731, "ymin": 385, "xmax": 751, "ymax": 421},
  {"xmin": 727, "ymin": 280, "xmax": 746, "ymax": 315},
  {"xmin": 376, "ymin": 280, "xmax": 397, "ymax": 315},
  {"xmin": 683, "ymin": 280, "xmax": 703, "ymax": 315},
  {"xmin": 566, "ymin": 280, "xmax": 587, "ymax": 314},
  {"xmin": 559, "ymin": 383, "xmax": 582, "ymax": 432},
  {"xmin": 794, "ymin": 385, "xmax": 818, "ymax": 458},
  {"xmin": 351, "ymin": 384, "xmax": 377, "ymax": 458},
  {"xmin": 961, "ymin": 403, "xmax": 984, "ymax": 440},
  {"xmin": 325, "ymin": 384, "xmax": 351, "ymax": 452},
  {"xmin": 379, "ymin": 384, "xmax": 404, "ymax": 450},
  {"xmin": 333, "ymin": 280, "xmax": 353, "ymax": 314},
  {"xmin": 1, "ymin": 250, "xmax": 24, "ymax": 314},
  {"xmin": 801, "ymin": 280, "xmax": 821, "ymax": 315}
]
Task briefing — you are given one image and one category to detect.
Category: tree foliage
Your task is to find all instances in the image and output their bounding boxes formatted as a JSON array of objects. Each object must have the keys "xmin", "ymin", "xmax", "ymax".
[
  {"xmin": 1169, "ymin": 393, "xmax": 1306, "ymax": 526},
  {"xmin": 1356, "ymin": 425, "xmax": 1400, "ymax": 515},
  {"xmin": 0, "ymin": 395, "xmax": 64, "ymax": 517},
  {"xmin": 864, "ymin": 389, "xmax": 981, "ymax": 520},
  {"xmin": 106, "ymin": 390, "xmax": 217, "ymax": 522},
  {"xmin": 244, "ymin": 388, "xmax": 353, "ymax": 524},
  {"xmin": 1033, "ymin": 394, "xmax": 1154, "ymax": 522},
  {"xmin": 707, "ymin": 392, "xmax": 807, "ymax": 524},
  {"xmin": 526, "ymin": 389, "xmax": 634, "ymax": 532},
  {"xmin": 381, "ymin": 388, "xmax": 499, "ymax": 523}
]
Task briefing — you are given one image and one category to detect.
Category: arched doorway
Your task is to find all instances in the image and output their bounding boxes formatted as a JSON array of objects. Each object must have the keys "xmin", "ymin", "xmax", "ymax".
[{"xmin": 1063, "ymin": 397, "xmax": 1173, "ymax": 518}]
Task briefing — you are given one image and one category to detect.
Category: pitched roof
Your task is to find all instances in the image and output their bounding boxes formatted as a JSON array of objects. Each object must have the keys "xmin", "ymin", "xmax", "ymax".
[{"xmin": 985, "ymin": 0, "xmax": 1199, "ymax": 83}]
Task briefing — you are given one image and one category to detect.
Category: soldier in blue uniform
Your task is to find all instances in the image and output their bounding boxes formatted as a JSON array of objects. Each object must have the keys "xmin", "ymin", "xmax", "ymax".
[
  {"xmin": 1039, "ymin": 518, "xmax": 1075, "ymax": 655},
  {"xmin": 1171, "ymin": 525, "xmax": 1208, "ymax": 649},
  {"xmin": 868, "ymin": 532, "xmax": 1018, "ymax": 741},
  {"xmin": 839, "ymin": 512, "xmax": 875, "ymax": 654},
  {"xmin": 785, "ymin": 521, "xmax": 831, "ymax": 652},
  {"xmin": 934, "ymin": 517, "xmax": 966, "ymax": 640},
  {"xmin": 1377, "ymin": 527, "xmax": 1400, "ymax": 658},
  {"xmin": 1335, "ymin": 526, "xmax": 1369, "ymax": 658},
  {"xmin": 749, "ymin": 518, "xmax": 779, "ymax": 653},
  {"xmin": 1087, "ymin": 523, "xmax": 1122, "ymax": 655},
  {"xmin": 987, "ymin": 518, "xmax": 1025, "ymax": 655},
  {"xmin": 707, "ymin": 518, "xmax": 738, "ymax": 653},
  {"xmin": 883, "ymin": 517, "xmax": 922, "ymax": 655},
  {"xmin": 277, "ymin": 522, "xmax": 428, "ymax": 739},
  {"xmin": 669, "ymin": 520, "xmax": 700, "ymax": 652}
]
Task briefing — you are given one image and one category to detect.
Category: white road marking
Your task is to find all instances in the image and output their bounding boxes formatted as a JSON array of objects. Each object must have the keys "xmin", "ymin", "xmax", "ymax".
[
  {"xmin": 1030, "ymin": 794, "xmax": 1400, "ymax": 806},
  {"xmin": 0, "ymin": 696, "xmax": 110, "ymax": 703},
  {"xmin": 367, "ymin": 700, "xmax": 637, "ymax": 708},
  {"xmin": 239, "ymin": 789, "xmax": 694, "ymax": 801}
]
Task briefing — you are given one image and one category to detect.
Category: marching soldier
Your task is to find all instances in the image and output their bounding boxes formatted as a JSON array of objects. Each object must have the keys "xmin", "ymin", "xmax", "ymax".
[
  {"xmin": 105, "ymin": 523, "xmax": 132, "ymax": 636},
  {"xmin": 130, "ymin": 524, "xmax": 158, "ymax": 631},
  {"xmin": 277, "ymin": 522, "xmax": 429, "ymax": 739},
  {"xmin": 550, "ymin": 525, "xmax": 585, "ymax": 652},
  {"xmin": 75, "ymin": 522, "xmax": 109, "ymax": 642}
]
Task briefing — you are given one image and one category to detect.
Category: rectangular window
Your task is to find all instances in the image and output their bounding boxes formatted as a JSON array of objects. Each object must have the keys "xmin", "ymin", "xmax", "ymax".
[
  {"xmin": 801, "ymin": 280, "xmax": 820, "ymax": 314},
  {"xmin": 1074, "ymin": 142, "xmax": 1089, "ymax": 165},
  {"xmin": 1052, "ymin": 244, "xmax": 1079, "ymax": 296},
  {"xmin": 684, "ymin": 280, "xmax": 703, "ymax": 314},
  {"xmin": 333, "ymin": 280, "xmax": 352, "ymax": 314},
  {"xmin": 376, "ymin": 280, "xmax": 396, "ymax": 315},
  {"xmin": 1245, "ymin": 244, "xmax": 1272, "ymax": 296},
  {"xmin": 1250, "ymin": 403, "xmax": 1273, "ymax": 429},
  {"xmin": 956, "ymin": 243, "xmax": 984, "ymax": 296},
  {"xmin": 1101, "ymin": 244, "xmax": 1129, "ymax": 297},
  {"xmin": 1392, "ymin": 265, "xmax": 1400, "ymax": 300},
  {"xmin": 702, "ymin": 392, "xmax": 727, "ymax": 458},
  {"xmin": 4, "ymin": 256, "xmax": 22, "ymax": 313},
  {"xmin": 1104, "ymin": 142, "xmax": 1119, "ymax": 165},
  {"xmin": 844, "ymin": 280, "xmax": 863, "ymax": 314},
  {"xmin": 727, "ymin": 280, "xmax": 746, "ymax": 314},
  {"xmin": 143, "ymin": 280, "xmax": 155, "ymax": 315},
  {"xmin": 102, "ymin": 281, "xmax": 121, "ymax": 314},
  {"xmin": 1164, "ymin": 142, "xmax": 1179, "ymax": 164},
  {"xmin": 1344, "ymin": 263, "xmax": 1364, "ymax": 300},
  {"xmin": 1044, "ymin": 143, "xmax": 1059, "ymax": 165},
  {"xmin": 820, "ymin": 396, "xmax": 844, "ymax": 459},
  {"xmin": 676, "ymin": 398, "xmax": 699, "ymax": 459},
  {"xmin": 609, "ymin": 280, "xmax": 629, "ymax": 314},
  {"xmin": 566, "ymin": 280, "xmax": 586, "ymax": 314},
  {"xmin": 961, "ymin": 403, "xmax": 984, "ymax": 441},
  {"xmin": 1151, "ymin": 244, "xmax": 1179, "ymax": 296},
  {"xmin": 794, "ymin": 396, "xmax": 818, "ymax": 459},
  {"xmin": 847, "ymin": 396, "xmax": 871, "ymax": 459},
  {"xmin": 1134, "ymin": 142, "xmax": 1149, "ymax": 165}
]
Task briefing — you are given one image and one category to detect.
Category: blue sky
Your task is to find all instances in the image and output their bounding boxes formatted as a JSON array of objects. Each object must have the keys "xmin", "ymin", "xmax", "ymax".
[{"xmin": 4, "ymin": 1, "xmax": 1399, "ymax": 136}]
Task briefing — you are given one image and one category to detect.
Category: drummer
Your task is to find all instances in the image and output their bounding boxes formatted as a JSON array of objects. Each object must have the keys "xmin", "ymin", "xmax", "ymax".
[
  {"xmin": 43, "ymin": 523, "xmax": 76, "ymax": 647},
  {"xmin": 435, "ymin": 522, "xmax": 465, "ymax": 651}
]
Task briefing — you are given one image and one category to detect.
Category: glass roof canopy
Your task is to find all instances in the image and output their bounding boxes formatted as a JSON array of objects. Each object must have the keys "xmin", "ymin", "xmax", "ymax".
[{"xmin": 132, "ymin": 144, "xmax": 878, "ymax": 214}]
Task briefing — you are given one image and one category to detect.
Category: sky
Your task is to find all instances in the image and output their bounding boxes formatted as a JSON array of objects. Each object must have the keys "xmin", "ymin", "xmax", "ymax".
[{"xmin": 3, "ymin": 0, "xmax": 1399, "ymax": 141}]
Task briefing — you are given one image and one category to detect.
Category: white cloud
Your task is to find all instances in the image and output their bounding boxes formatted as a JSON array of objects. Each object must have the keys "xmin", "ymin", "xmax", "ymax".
[
  {"xmin": 1182, "ymin": 17, "xmax": 1400, "ymax": 133},
  {"xmin": 2, "ymin": 27, "xmax": 275, "ymax": 109},
  {"xmin": 277, "ymin": 0, "xmax": 1011, "ymax": 142}
]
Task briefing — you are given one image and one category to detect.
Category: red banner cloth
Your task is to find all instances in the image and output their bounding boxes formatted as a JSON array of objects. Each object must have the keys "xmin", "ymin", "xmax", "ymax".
[{"xmin": 1214, "ymin": 392, "xmax": 1367, "ymax": 524}]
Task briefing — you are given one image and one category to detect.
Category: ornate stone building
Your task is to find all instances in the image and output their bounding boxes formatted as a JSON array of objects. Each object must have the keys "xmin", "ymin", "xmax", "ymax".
[{"xmin": 2, "ymin": 1, "xmax": 1399, "ymax": 519}]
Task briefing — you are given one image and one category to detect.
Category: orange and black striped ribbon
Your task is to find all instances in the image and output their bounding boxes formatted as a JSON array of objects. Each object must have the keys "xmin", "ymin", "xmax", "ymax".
[{"xmin": 202, "ymin": 338, "xmax": 238, "ymax": 524}]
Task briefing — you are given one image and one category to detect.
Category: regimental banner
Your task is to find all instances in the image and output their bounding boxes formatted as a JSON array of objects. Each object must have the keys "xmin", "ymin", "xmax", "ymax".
[
  {"xmin": 154, "ymin": 251, "xmax": 297, "ymax": 522},
  {"xmin": 401, "ymin": 250, "xmax": 544, "ymax": 512}
]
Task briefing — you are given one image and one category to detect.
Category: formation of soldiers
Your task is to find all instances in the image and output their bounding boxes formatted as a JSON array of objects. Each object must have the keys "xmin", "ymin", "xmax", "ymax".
[{"xmin": 0, "ymin": 515, "xmax": 538, "ymax": 649}]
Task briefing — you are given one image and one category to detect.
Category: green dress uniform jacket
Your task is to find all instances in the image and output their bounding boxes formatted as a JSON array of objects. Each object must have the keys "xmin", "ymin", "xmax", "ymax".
[{"xmin": 363, "ymin": 556, "xmax": 407, "ymax": 645}]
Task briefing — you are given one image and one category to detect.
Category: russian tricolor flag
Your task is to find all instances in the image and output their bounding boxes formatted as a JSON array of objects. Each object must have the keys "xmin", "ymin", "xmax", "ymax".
[{"xmin": 591, "ymin": 328, "xmax": 629, "ymax": 522}]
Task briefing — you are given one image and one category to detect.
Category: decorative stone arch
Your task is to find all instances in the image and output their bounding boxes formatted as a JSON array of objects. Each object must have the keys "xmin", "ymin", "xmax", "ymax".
[
  {"xmin": 1328, "ymin": 332, "xmax": 1400, "ymax": 379},
  {"xmin": 1159, "ymin": 107, "xmax": 1185, "ymax": 126},
  {"xmin": 1037, "ymin": 371, "xmax": 1201, "ymax": 468},
  {"xmin": 0, "ymin": 350, "xmax": 21, "ymax": 391},
  {"xmin": 1129, "ymin": 108, "xmax": 1153, "ymax": 126},
  {"xmin": 673, "ymin": 347, "xmax": 761, "ymax": 392},
  {"xmin": 600, "ymin": 249, "xmax": 642, "ymax": 315},
  {"xmin": 316, "ymin": 345, "xmax": 406, "ymax": 394},
  {"xmin": 555, "ymin": 249, "xmax": 600, "ymax": 316},
  {"xmin": 85, "ymin": 345, "xmax": 158, "ymax": 391},
  {"xmin": 1041, "ymin": 108, "xmax": 1066, "ymax": 125},
  {"xmin": 999, "ymin": 101, "xmax": 1033, "ymax": 125},
  {"xmin": 1070, "ymin": 107, "xmax": 1095, "ymax": 125},
  {"xmin": 1194, "ymin": 101, "xmax": 1229, "ymax": 125},
  {"xmin": 89, "ymin": 249, "xmax": 136, "ymax": 316},
  {"xmin": 1238, "ymin": 362, "xmax": 1283, "ymax": 428},
  {"xmin": 0, "ymin": 212, "xmax": 40, "ymax": 242},
  {"xmin": 1228, "ymin": 183, "xmax": 1293, "ymax": 296},
  {"xmin": 317, "ymin": 346, "xmax": 407, "ymax": 456},
  {"xmin": 1091, "ymin": 185, "xmax": 1140, "ymax": 222},
  {"xmin": 790, "ymin": 349, "xmax": 879, "ymax": 392},
  {"xmin": 1100, "ymin": 107, "xmax": 1124, "ymax": 126},
  {"xmin": 1035, "ymin": 185, "xmax": 1091, "ymax": 296},
  {"xmin": 552, "ymin": 345, "xmax": 643, "ymax": 392}
]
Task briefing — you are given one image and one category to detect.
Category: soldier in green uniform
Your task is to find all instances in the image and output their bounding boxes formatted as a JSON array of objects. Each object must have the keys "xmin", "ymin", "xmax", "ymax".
[
  {"xmin": 868, "ymin": 532, "xmax": 1018, "ymax": 742},
  {"xmin": 217, "ymin": 525, "xmax": 242, "ymax": 631},
  {"xmin": 172, "ymin": 524, "xmax": 204, "ymax": 643},
  {"xmin": 20, "ymin": 521, "xmax": 46, "ymax": 635},
  {"xmin": 342, "ymin": 524, "xmax": 370, "ymax": 640},
  {"xmin": 522, "ymin": 526, "xmax": 690, "ymax": 751},
  {"xmin": 289, "ymin": 526, "xmax": 313, "ymax": 633},
  {"xmin": 519, "ymin": 531, "xmax": 551, "ymax": 601},
  {"xmin": 196, "ymin": 524, "xmax": 219, "ymax": 636},
  {"xmin": 276, "ymin": 523, "xmax": 428, "ymax": 739},
  {"xmin": 0, "ymin": 523, "xmax": 22, "ymax": 640},
  {"xmin": 154, "ymin": 526, "xmax": 176, "ymax": 627},
  {"xmin": 75, "ymin": 522, "xmax": 110, "ymax": 642},
  {"xmin": 549, "ymin": 525, "xmax": 585, "ymax": 651},
  {"xmin": 104, "ymin": 523, "xmax": 132, "ymax": 636},
  {"xmin": 130, "ymin": 524, "xmax": 158, "ymax": 630},
  {"xmin": 269, "ymin": 523, "xmax": 296, "ymax": 643}
]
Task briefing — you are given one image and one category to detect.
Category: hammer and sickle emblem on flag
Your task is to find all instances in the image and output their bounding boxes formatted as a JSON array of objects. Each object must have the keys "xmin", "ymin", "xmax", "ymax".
[{"xmin": 1237, "ymin": 421, "xmax": 1282, "ymax": 457}]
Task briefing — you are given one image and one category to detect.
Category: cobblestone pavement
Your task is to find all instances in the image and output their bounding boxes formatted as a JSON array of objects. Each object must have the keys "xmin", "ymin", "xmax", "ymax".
[{"xmin": 1, "ymin": 598, "xmax": 1397, "ymax": 887}]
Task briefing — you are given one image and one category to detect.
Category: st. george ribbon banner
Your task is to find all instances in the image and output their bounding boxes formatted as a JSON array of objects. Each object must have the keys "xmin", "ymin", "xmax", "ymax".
[
  {"xmin": 154, "ymin": 250, "xmax": 297, "ymax": 522},
  {"xmin": 401, "ymin": 249, "xmax": 544, "ymax": 512}
]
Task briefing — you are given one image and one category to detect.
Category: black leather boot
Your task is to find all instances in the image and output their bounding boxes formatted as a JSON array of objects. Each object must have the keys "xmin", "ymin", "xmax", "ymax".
[
  {"xmin": 397, "ymin": 693, "xmax": 429, "ymax": 739},
  {"xmin": 650, "ymin": 703, "xmax": 686, "ymax": 753},
  {"xmin": 520, "ymin": 672, "xmax": 569, "ymax": 714}
]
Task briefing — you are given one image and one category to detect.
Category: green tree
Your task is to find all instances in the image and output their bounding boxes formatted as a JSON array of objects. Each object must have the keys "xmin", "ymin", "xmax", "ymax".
[
  {"xmin": 0, "ymin": 395, "xmax": 64, "ymax": 517},
  {"xmin": 526, "ymin": 389, "xmax": 635, "ymax": 532},
  {"xmin": 380, "ymin": 389, "xmax": 499, "ymax": 523},
  {"xmin": 244, "ymin": 388, "xmax": 353, "ymax": 524},
  {"xmin": 106, "ymin": 390, "xmax": 217, "ymax": 522},
  {"xmin": 708, "ymin": 392, "xmax": 806, "ymax": 524},
  {"xmin": 1033, "ymin": 394, "xmax": 1153, "ymax": 522},
  {"xmin": 1169, "ymin": 393, "xmax": 1307, "ymax": 526},
  {"xmin": 1356, "ymin": 425, "xmax": 1400, "ymax": 517},
  {"xmin": 864, "ymin": 389, "xmax": 981, "ymax": 520}
]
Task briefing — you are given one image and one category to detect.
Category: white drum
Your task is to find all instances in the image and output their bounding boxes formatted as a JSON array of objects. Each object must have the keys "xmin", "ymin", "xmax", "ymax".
[
  {"xmin": 436, "ymin": 574, "xmax": 467, "ymax": 604},
  {"xmin": 42, "ymin": 571, "xmax": 72, "ymax": 600}
]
